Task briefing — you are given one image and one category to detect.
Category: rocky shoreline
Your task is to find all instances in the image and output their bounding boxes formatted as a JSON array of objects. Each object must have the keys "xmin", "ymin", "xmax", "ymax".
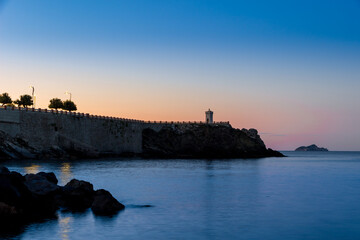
[
  {"xmin": 142, "ymin": 125, "xmax": 284, "ymax": 159},
  {"xmin": 0, "ymin": 125, "xmax": 284, "ymax": 160},
  {"xmin": 0, "ymin": 167, "xmax": 124, "ymax": 233}
]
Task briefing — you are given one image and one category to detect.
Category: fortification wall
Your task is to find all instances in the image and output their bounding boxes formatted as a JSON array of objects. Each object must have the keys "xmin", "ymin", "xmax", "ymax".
[
  {"xmin": 0, "ymin": 109, "xmax": 20, "ymax": 137},
  {"xmin": 0, "ymin": 107, "xmax": 230, "ymax": 155}
]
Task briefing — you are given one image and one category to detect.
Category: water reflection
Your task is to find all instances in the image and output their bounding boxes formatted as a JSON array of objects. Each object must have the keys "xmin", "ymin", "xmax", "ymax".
[
  {"xmin": 60, "ymin": 162, "xmax": 73, "ymax": 185},
  {"xmin": 24, "ymin": 164, "xmax": 41, "ymax": 174},
  {"xmin": 204, "ymin": 161, "xmax": 215, "ymax": 238},
  {"xmin": 1, "ymin": 157, "xmax": 309, "ymax": 240},
  {"xmin": 58, "ymin": 215, "xmax": 73, "ymax": 240},
  {"xmin": 93, "ymin": 213, "xmax": 119, "ymax": 228}
]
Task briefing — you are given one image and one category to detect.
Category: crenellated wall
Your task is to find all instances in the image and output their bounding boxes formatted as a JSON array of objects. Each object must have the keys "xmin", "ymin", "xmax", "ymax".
[{"xmin": 0, "ymin": 107, "xmax": 230, "ymax": 155}]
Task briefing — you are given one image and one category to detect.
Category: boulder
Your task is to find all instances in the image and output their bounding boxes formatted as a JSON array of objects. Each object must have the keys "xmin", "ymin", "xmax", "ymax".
[
  {"xmin": 0, "ymin": 167, "xmax": 125, "ymax": 231},
  {"xmin": 0, "ymin": 169, "xmax": 125, "ymax": 230},
  {"xmin": 23, "ymin": 173, "xmax": 60, "ymax": 216},
  {"xmin": 0, "ymin": 169, "xmax": 31, "ymax": 210},
  {"xmin": 62, "ymin": 179, "xmax": 95, "ymax": 210},
  {"xmin": 0, "ymin": 202, "xmax": 19, "ymax": 218},
  {"xmin": 0, "ymin": 167, "xmax": 59, "ymax": 221},
  {"xmin": 37, "ymin": 172, "xmax": 58, "ymax": 184},
  {"xmin": 9, "ymin": 171, "xmax": 25, "ymax": 183},
  {"xmin": 0, "ymin": 166, "xmax": 10, "ymax": 174},
  {"xmin": 91, "ymin": 189, "xmax": 125, "ymax": 215},
  {"xmin": 24, "ymin": 174, "xmax": 60, "ymax": 196}
]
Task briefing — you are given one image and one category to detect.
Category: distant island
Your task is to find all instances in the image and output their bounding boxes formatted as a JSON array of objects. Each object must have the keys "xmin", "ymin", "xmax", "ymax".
[{"xmin": 295, "ymin": 144, "xmax": 329, "ymax": 152}]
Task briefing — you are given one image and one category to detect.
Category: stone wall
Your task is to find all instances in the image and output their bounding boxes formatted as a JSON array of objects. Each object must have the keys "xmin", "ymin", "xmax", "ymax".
[
  {"xmin": 0, "ymin": 108, "xmax": 230, "ymax": 155},
  {"xmin": 0, "ymin": 109, "xmax": 20, "ymax": 138}
]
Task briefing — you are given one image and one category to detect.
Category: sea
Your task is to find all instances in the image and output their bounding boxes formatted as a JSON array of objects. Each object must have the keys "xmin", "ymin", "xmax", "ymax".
[{"xmin": 1, "ymin": 151, "xmax": 360, "ymax": 240}]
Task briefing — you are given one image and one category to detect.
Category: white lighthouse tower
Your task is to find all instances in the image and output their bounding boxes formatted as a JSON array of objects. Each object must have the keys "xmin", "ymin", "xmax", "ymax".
[{"xmin": 205, "ymin": 109, "xmax": 213, "ymax": 124}]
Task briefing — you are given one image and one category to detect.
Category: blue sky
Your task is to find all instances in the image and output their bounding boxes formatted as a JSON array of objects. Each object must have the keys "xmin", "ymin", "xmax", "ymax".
[
  {"xmin": 2, "ymin": 1, "xmax": 360, "ymax": 47},
  {"xmin": 0, "ymin": 0, "xmax": 360, "ymax": 150}
]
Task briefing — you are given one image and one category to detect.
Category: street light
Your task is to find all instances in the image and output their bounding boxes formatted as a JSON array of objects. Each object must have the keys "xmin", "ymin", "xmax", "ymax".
[
  {"xmin": 29, "ymin": 86, "xmax": 35, "ymax": 108},
  {"xmin": 65, "ymin": 91, "xmax": 72, "ymax": 101}
]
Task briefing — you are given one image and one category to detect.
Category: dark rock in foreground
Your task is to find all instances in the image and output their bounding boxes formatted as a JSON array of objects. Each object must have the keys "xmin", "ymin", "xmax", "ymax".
[
  {"xmin": 24, "ymin": 173, "xmax": 60, "ymax": 196},
  {"xmin": 295, "ymin": 144, "xmax": 329, "ymax": 152},
  {"xmin": 37, "ymin": 172, "xmax": 58, "ymax": 184},
  {"xmin": 0, "ymin": 167, "xmax": 124, "ymax": 231},
  {"xmin": 142, "ymin": 124, "xmax": 284, "ymax": 158},
  {"xmin": 62, "ymin": 179, "xmax": 95, "ymax": 210},
  {"xmin": 91, "ymin": 189, "xmax": 125, "ymax": 215}
]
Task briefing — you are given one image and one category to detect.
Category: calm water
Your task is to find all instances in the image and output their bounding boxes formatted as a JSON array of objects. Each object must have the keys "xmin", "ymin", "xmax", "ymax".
[{"xmin": 2, "ymin": 151, "xmax": 360, "ymax": 240}]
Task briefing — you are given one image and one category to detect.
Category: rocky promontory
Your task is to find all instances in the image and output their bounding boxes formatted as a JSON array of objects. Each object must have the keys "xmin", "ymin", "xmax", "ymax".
[
  {"xmin": 0, "ymin": 123, "xmax": 284, "ymax": 160},
  {"xmin": 295, "ymin": 144, "xmax": 329, "ymax": 152},
  {"xmin": 142, "ymin": 124, "xmax": 284, "ymax": 158},
  {"xmin": 0, "ymin": 167, "xmax": 124, "ymax": 231}
]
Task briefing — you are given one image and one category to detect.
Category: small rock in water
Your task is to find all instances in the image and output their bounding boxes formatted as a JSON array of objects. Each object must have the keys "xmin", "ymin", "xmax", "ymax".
[
  {"xmin": 137, "ymin": 204, "xmax": 153, "ymax": 208},
  {"xmin": 91, "ymin": 189, "xmax": 125, "ymax": 215},
  {"xmin": 62, "ymin": 179, "xmax": 95, "ymax": 210},
  {"xmin": 127, "ymin": 204, "xmax": 154, "ymax": 208}
]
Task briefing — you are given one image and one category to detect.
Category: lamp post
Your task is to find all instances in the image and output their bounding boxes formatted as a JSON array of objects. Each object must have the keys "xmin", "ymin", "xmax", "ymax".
[
  {"xmin": 65, "ymin": 91, "xmax": 72, "ymax": 101},
  {"xmin": 29, "ymin": 86, "xmax": 35, "ymax": 108}
]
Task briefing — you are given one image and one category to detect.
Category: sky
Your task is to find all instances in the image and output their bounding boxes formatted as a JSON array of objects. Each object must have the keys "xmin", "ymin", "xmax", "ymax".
[{"xmin": 0, "ymin": 0, "xmax": 360, "ymax": 150}]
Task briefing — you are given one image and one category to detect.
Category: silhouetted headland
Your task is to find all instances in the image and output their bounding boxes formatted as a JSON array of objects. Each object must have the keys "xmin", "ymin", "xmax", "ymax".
[{"xmin": 142, "ymin": 125, "xmax": 284, "ymax": 158}]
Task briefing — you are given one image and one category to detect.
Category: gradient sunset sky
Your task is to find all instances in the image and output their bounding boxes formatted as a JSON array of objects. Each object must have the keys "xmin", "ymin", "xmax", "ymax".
[{"xmin": 0, "ymin": 0, "xmax": 360, "ymax": 150}]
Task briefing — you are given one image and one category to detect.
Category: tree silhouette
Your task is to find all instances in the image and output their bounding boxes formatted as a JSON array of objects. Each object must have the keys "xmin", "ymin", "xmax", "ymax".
[
  {"xmin": 48, "ymin": 98, "xmax": 64, "ymax": 109},
  {"xmin": 62, "ymin": 100, "xmax": 77, "ymax": 112},
  {"xmin": 14, "ymin": 95, "xmax": 33, "ymax": 108},
  {"xmin": 13, "ymin": 99, "xmax": 21, "ymax": 107},
  {"xmin": 0, "ymin": 93, "xmax": 12, "ymax": 106}
]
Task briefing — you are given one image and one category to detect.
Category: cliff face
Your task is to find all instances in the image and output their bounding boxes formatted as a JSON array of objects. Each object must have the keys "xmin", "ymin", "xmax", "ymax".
[
  {"xmin": 0, "ymin": 130, "xmax": 95, "ymax": 160},
  {"xmin": 0, "ymin": 130, "xmax": 37, "ymax": 160},
  {"xmin": 142, "ymin": 124, "xmax": 284, "ymax": 158}
]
